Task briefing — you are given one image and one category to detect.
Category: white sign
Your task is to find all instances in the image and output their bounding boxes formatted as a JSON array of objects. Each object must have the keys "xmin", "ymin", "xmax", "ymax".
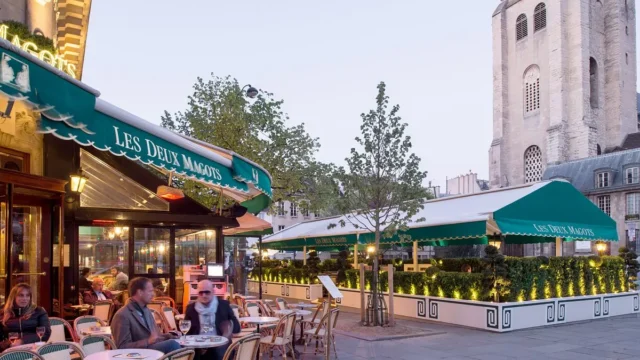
[{"xmin": 317, "ymin": 275, "xmax": 343, "ymax": 299}]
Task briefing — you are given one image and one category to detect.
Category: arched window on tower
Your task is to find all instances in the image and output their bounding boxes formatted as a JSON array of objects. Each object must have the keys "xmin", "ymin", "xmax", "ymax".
[
  {"xmin": 590, "ymin": 57, "xmax": 598, "ymax": 108},
  {"xmin": 524, "ymin": 145, "xmax": 543, "ymax": 183},
  {"xmin": 534, "ymin": 3, "xmax": 546, "ymax": 31},
  {"xmin": 597, "ymin": 144, "xmax": 602, "ymax": 155},
  {"xmin": 524, "ymin": 66, "xmax": 540, "ymax": 114},
  {"xmin": 516, "ymin": 14, "xmax": 528, "ymax": 40}
]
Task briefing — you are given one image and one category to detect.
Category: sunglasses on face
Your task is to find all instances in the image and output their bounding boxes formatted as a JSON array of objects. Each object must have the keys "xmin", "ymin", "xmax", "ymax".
[{"xmin": 198, "ymin": 291, "xmax": 212, "ymax": 296}]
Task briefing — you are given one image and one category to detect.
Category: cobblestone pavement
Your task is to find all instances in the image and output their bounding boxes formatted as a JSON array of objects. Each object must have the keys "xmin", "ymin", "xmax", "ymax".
[{"xmin": 282, "ymin": 311, "xmax": 640, "ymax": 360}]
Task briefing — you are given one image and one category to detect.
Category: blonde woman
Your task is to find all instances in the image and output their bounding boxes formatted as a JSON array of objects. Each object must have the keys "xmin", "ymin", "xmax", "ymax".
[{"xmin": 0, "ymin": 283, "xmax": 50, "ymax": 350}]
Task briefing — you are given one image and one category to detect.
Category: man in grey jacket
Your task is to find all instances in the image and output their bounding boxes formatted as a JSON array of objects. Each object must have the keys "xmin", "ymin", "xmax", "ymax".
[
  {"xmin": 109, "ymin": 266, "xmax": 129, "ymax": 291},
  {"xmin": 111, "ymin": 277, "xmax": 180, "ymax": 353}
]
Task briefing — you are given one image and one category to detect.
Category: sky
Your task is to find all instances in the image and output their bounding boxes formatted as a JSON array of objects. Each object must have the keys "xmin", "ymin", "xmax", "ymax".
[{"xmin": 82, "ymin": 1, "xmax": 504, "ymax": 189}]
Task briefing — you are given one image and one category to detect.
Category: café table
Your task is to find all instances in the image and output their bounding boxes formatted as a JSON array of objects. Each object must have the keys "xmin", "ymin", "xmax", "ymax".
[
  {"xmin": 178, "ymin": 335, "xmax": 228, "ymax": 349},
  {"xmin": 81, "ymin": 326, "xmax": 112, "ymax": 336},
  {"xmin": 85, "ymin": 349, "xmax": 164, "ymax": 360},
  {"xmin": 287, "ymin": 302, "xmax": 317, "ymax": 310}
]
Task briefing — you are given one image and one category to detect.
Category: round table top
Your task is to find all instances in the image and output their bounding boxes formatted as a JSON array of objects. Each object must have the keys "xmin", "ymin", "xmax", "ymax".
[
  {"xmin": 239, "ymin": 316, "xmax": 280, "ymax": 324},
  {"xmin": 82, "ymin": 327, "xmax": 112, "ymax": 336},
  {"xmin": 274, "ymin": 309, "xmax": 312, "ymax": 317},
  {"xmin": 288, "ymin": 303, "xmax": 317, "ymax": 309},
  {"xmin": 85, "ymin": 349, "xmax": 164, "ymax": 360},
  {"xmin": 179, "ymin": 335, "xmax": 228, "ymax": 349},
  {"xmin": 263, "ymin": 299, "xmax": 275, "ymax": 303}
]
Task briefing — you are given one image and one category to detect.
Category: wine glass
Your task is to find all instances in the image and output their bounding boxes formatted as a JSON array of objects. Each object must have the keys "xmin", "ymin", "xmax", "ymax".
[
  {"xmin": 36, "ymin": 327, "xmax": 45, "ymax": 343},
  {"xmin": 179, "ymin": 319, "xmax": 191, "ymax": 342},
  {"xmin": 8, "ymin": 332, "xmax": 19, "ymax": 346}
]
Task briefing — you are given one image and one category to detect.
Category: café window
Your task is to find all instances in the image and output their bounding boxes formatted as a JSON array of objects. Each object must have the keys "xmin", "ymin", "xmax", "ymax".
[
  {"xmin": 78, "ymin": 226, "xmax": 129, "ymax": 289},
  {"xmin": 133, "ymin": 228, "xmax": 170, "ymax": 297},
  {"xmin": 175, "ymin": 229, "xmax": 217, "ymax": 305},
  {"xmin": 0, "ymin": 146, "xmax": 29, "ymax": 173},
  {"xmin": 79, "ymin": 149, "xmax": 169, "ymax": 211}
]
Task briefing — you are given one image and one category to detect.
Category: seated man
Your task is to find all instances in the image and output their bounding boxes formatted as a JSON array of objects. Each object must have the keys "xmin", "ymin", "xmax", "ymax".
[
  {"xmin": 111, "ymin": 277, "xmax": 181, "ymax": 354},
  {"xmin": 83, "ymin": 278, "xmax": 119, "ymax": 305},
  {"xmin": 184, "ymin": 280, "xmax": 240, "ymax": 360},
  {"xmin": 109, "ymin": 266, "xmax": 129, "ymax": 291}
]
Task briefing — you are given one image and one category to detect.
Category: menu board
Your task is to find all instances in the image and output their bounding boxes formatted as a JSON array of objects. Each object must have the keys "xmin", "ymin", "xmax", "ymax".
[{"xmin": 317, "ymin": 275, "xmax": 343, "ymax": 299}]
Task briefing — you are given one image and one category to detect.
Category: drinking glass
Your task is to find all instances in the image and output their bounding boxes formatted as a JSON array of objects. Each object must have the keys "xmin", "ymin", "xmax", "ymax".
[
  {"xmin": 8, "ymin": 332, "xmax": 19, "ymax": 346},
  {"xmin": 179, "ymin": 319, "xmax": 191, "ymax": 341},
  {"xmin": 36, "ymin": 327, "xmax": 45, "ymax": 342}
]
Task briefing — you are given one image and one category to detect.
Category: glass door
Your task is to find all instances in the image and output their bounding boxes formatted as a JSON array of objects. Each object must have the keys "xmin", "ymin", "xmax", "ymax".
[
  {"xmin": 0, "ymin": 184, "xmax": 7, "ymax": 304},
  {"xmin": 10, "ymin": 205, "xmax": 44, "ymax": 304}
]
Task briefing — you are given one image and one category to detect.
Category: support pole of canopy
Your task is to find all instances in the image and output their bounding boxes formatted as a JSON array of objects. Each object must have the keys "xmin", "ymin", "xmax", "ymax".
[
  {"xmin": 303, "ymin": 246, "xmax": 307, "ymax": 266},
  {"xmin": 353, "ymin": 244, "xmax": 358, "ymax": 268},
  {"xmin": 555, "ymin": 237, "xmax": 563, "ymax": 257},
  {"xmin": 413, "ymin": 241, "xmax": 418, "ymax": 271},
  {"xmin": 258, "ymin": 236, "xmax": 263, "ymax": 300}
]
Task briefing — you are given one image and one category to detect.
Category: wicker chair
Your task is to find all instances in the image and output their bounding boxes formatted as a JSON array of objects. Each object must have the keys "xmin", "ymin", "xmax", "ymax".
[
  {"xmin": 79, "ymin": 334, "xmax": 117, "ymax": 356},
  {"xmin": 73, "ymin": 316, "xmax": 106, "ymax": 339},
  {"xmin": 0, "ymin": 350, "xmax": 45, "ymax": 360},
  {"xmin": 259, "ymin": 312, "xmax": 297, "ymax": 360},
  {"xmin": 150, "ymin": 309, "xmax": 170, "ymax": 333},
  {"xmin": 37, "ymin": 341, "xmax": 86, "ymax": 360},
  {"xmin": 153, "ymin": 296, "xmax": 176, "ymax": 310},
  {"xmin": 301, "ymin": 301, "xmax": 329, "ymax": 331},
  {"xmin": 92, "ymin": 300, "xmax": 115, "ymax": 325},
  {"xmin": 157, "ymin": 348, "xmax": 195, "ymax": 360},
  {"xmin": 162, "ymin": 306, "xmax": 180, "ymax": 331},
  {"xmin": 302, "ymin": 308, "xmax": 339, "ymax": 358},
  {"xmin": 48, "ymin": 317, "xmax": 76, "ymax": 343},
  {"xmin": 223, "ymin": 333, "xmax": 260, "ymax": 360},
  {"xmin": 275, "ymin": 298, "xmax": 288, "ymax": 311}
]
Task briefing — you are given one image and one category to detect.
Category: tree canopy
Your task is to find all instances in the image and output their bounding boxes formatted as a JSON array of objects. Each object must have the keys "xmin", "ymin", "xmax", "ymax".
[{"xmin": 161, "ymin": 74, "xmax": 337, "ymax": 213}]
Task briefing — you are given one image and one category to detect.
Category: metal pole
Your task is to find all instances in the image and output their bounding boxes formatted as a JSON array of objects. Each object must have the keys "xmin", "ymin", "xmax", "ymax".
[
  {"xmin": 258, "ymin": 236, "xmax": 263, "ymax": 300},
  {"xmin": 325, "ymin": 293, "xmax": 332, "ymax": 360},
  {"xmin": 58, "ymin": 196, "xmax": 64, "ymax": 315}
]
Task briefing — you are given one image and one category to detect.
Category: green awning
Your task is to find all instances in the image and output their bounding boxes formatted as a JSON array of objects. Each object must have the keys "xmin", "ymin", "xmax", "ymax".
[
  {"xmin": 0, "ymin": 40, "xmax": 272, "ymax": 213},
  {"xmin": 495, "ymin": 181, "xmax": 618, "ymax": 242},
  {"xmin": 262, "ymin": 180, "xmax": 618, "ymax": 250}
]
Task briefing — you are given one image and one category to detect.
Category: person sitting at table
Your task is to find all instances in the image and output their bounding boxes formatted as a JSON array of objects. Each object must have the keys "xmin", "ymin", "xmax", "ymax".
[
  {"xmin": 184, "ymin": 280, "xmax": 240, "ymax": 360},
  {"xmin": 0, "ymin": 283, "xmax": 51, "ymax": 350},
  {"xmin": 84, "ymin": 278, "xmax": 119, "ymax": 305},
  {"xmin": 79, "ymin": 268, "xmax": 92, "ymax": 292},
  {"xmin": 109, "ymin": 266, "xmax": 129, "ymax": 291},
  {"xmin": 111, "ymin": 277, "xmax": 181, "ymax": 354}
]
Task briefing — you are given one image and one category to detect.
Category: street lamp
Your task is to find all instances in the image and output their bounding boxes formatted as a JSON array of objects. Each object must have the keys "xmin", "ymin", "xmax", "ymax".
[
  {"xmin": 69, "ymin": 169, "xmax": 88, "ymax": 193},
  {"xmin": 366, "ymin": 245, "xmax": 376, "ymax": 255},
  {"xmin": 239, "ymin": 84, "xmax": 258, "ymax": 99},
  {"xmin": 596, "ymin": 241, "xmax": 607, "ymax": 255}
]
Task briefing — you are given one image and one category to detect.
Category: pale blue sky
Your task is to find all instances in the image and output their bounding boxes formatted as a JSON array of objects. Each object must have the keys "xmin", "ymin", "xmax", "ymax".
[{"xmin": 84, "ymin": 1, "xmax": 531, "ymax": 189}]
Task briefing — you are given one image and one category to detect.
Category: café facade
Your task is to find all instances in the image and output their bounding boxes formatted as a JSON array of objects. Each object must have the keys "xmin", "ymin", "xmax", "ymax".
[{"xmin": 0, "ymin": 38, "xmax": 273, "ymax": 313}]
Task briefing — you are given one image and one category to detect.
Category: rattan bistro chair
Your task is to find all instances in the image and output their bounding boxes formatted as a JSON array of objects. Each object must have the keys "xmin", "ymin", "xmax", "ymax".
[
  {"xmin": 79, "ymin": 334, "xmax": 117, "ymax": 356},
  {"xmin": 37, "ymin": 341, "xmax": 86, "ymax": 360},
  {"xmin": 259, "ymin": 312, "xmax": 296, "ymax": 360},
  {"xmin": 48, "ymin": 317, "xmax": 77, "ymax": 343},
  {"xmin": 157, "ymin": 348, "xmax": 195, "ymax": 360},
  {"xmin": 303, "ymin": 308, "xmax": 339, "ymax": 359},
  {"xmin": 223, "ymin": 333, "xmax": 261, "ymax": 360},
  {"xmin": 92, "ymin": 300, "xmax": 115, "ymax": 325},
  {"xmin": 0, "ymin": 350, "xmax": 45, "ymax": 360},
  {"xmin": 73, "ymin": 316, "xmax": 106, "ymax": 339}
]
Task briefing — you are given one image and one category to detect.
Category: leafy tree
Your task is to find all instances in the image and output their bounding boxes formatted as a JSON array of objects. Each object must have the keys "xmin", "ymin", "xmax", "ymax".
[
  {"xmin": 619, "ymin": 247, "xmax": 639, "ymax": 290},
  {"xmin": 161, "ymin": 74, "xmax": 337, "ymax": 212},
  {"xmin": 331, "ymin": 82, "xmax": 429, "ymax": 326}
]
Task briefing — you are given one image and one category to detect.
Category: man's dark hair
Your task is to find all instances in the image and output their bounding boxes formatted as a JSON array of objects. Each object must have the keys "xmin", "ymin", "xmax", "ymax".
[
  {"xmin": 128, "ymin": 277, "xmax": 150, "ymax": 297},
  {"xmin": 111, "ymin": 266, "xmax": 121, "ymax": 273},
  {"xmin": 81, "ymin": 268, "xmax": 91, "ymax": 276}
]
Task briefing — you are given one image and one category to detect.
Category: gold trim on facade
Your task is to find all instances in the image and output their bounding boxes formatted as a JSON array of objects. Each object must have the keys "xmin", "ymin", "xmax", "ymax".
[{"xmin": 55, "ymin": 0, "xmax": 92, "ymax": 80}]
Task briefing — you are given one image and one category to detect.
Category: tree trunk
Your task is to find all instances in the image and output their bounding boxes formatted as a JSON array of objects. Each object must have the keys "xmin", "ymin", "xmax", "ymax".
[{"xmin": 371, "ymin": 229, "xmax": 381, "ymax": 326}]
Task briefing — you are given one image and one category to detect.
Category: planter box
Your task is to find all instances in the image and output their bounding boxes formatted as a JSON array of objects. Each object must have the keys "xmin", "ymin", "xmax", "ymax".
[
  {"xmin": 248, "ymin": 280, "xmax": 323, "ymax": 301},
  {"xmin": 336, "ymin": 287, "xmax": 640, "ymax": 332}
]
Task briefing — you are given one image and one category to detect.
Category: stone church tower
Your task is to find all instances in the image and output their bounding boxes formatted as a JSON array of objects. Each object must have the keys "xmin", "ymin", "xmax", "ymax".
[{"xmin": 489, "ymin": 0, "xmax": 638, "ymax": 188}]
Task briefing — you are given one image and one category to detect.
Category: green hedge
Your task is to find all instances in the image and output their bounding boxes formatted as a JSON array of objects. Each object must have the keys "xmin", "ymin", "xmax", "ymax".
[
  {"xmin": 340, "ymin": 256, "xmax": 627, "ymax": 302},
  {"xmin": 249, "ymin": 267, "xmax": 311, "ymax": 284}
]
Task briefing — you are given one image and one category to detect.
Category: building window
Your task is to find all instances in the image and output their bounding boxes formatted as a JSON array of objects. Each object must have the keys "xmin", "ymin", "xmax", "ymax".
[
  {"xmin": 516, "ymin": 14, "xmax": 528, "ymax": 41},
  {"xmin": 290, "ymin": 203, "xmax": 298, "ymax": 218},
  {"xmin": 534, "ymin": 3, "xmax": 546, "ymax": 32},
  {"xmin": 524, "ymin": 145, "xmax": 543, "ymax": 183},
  {"xmin": 597, "ymin": 195, "xmax": 611, "ymax": 216},
  {"xmin": 627, "ymin": 193, "xmax": 640, "ymax": 217},
  {"xmin": 314, "ymin": 211, "xmax": 320, "ymax": 218},
  {"xmin": 597, "ymin": 144, "xmax": 602, "ymax": 155},
  {"xmin": 277, "ymin": 202, "xmax": 285, "ymax": 216},
  {"xmin": 596, "ymin": 172, "xmax": 610, "ymax": 188},
  {"xmin": 278, "ymin": 225, "xmax": 285, "ymax": 231},
  {"xmin": 301, "ymin": 203, "xmax": 310, "ymax": 218},
  {"xmin": 627, "ymin": 167, "xmax": 640, "ymax": 184},
  {"xmin": 524, "ymin": 66, "xmax": 540, "ymax": 113},
  {"xmin": 0, "ymin": 146, "xmax": 29, "ymax": 173},
  {"xmin": 590, "ymin": 57, "xmax": 598, "ymax": 108}
]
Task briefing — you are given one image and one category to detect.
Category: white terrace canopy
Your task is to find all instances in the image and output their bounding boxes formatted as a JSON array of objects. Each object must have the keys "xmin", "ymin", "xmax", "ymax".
[{"xmin": 262, "ymin": 180, "xmax": 618, "ymax": 258}]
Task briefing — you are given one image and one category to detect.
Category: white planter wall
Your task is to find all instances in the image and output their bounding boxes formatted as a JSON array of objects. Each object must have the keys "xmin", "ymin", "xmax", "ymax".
[
  {"xmin": 336, "ymin": 287, "xmax": 639, "ymax": 332},
  {"xmin": 247, "ymin": 280, "xmax": 323, "ymax": 301}
]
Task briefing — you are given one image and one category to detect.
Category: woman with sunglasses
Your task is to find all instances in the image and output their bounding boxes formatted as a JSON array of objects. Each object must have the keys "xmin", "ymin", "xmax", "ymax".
[
  {"xmin": 183, "ymin": 280, "xmax": 240, "ymax": 360},
  {"xmin": 0, "ymin": 283, "xmax": 51, "ymax": 350}
]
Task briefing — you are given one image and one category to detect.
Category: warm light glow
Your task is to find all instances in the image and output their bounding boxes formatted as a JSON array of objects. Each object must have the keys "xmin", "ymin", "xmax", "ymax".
[
  {"xmin": 69, "ymin": 173, "xmax": 88, "ymax": 193},
  {"xmin": 366, "ymin": 245, "xmax": 376, "ymax": 254},
  {"xmin": 158, "ymin": 244, "xmax": 166, "ymax": 254},
  {"xmin": 596, "ymin": 242, "xmax": 607, "ymax": 253},
  {"xmin": 157, "ymin": 185, "xmax": 185, "ymax": 200},
  {"xmin": 489, "ymin": 240, "xmax": 502, "ymax": 249},
  {"xmin": 108, "ymin": 232, "xmax": 115, "ymax": 240},
  {"xmin": 453, "ymin": 290, "xmax": 461, "ymax": 299},
  {"xmin": 114, "ymin": 227, "xmax": 122, "ymax": 236}
]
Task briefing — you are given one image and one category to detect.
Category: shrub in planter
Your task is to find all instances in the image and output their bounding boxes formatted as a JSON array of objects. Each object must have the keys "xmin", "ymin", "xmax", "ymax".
[{"xmin": 619, "ymin": 247, "xmax": 639, "ymax": 290}]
